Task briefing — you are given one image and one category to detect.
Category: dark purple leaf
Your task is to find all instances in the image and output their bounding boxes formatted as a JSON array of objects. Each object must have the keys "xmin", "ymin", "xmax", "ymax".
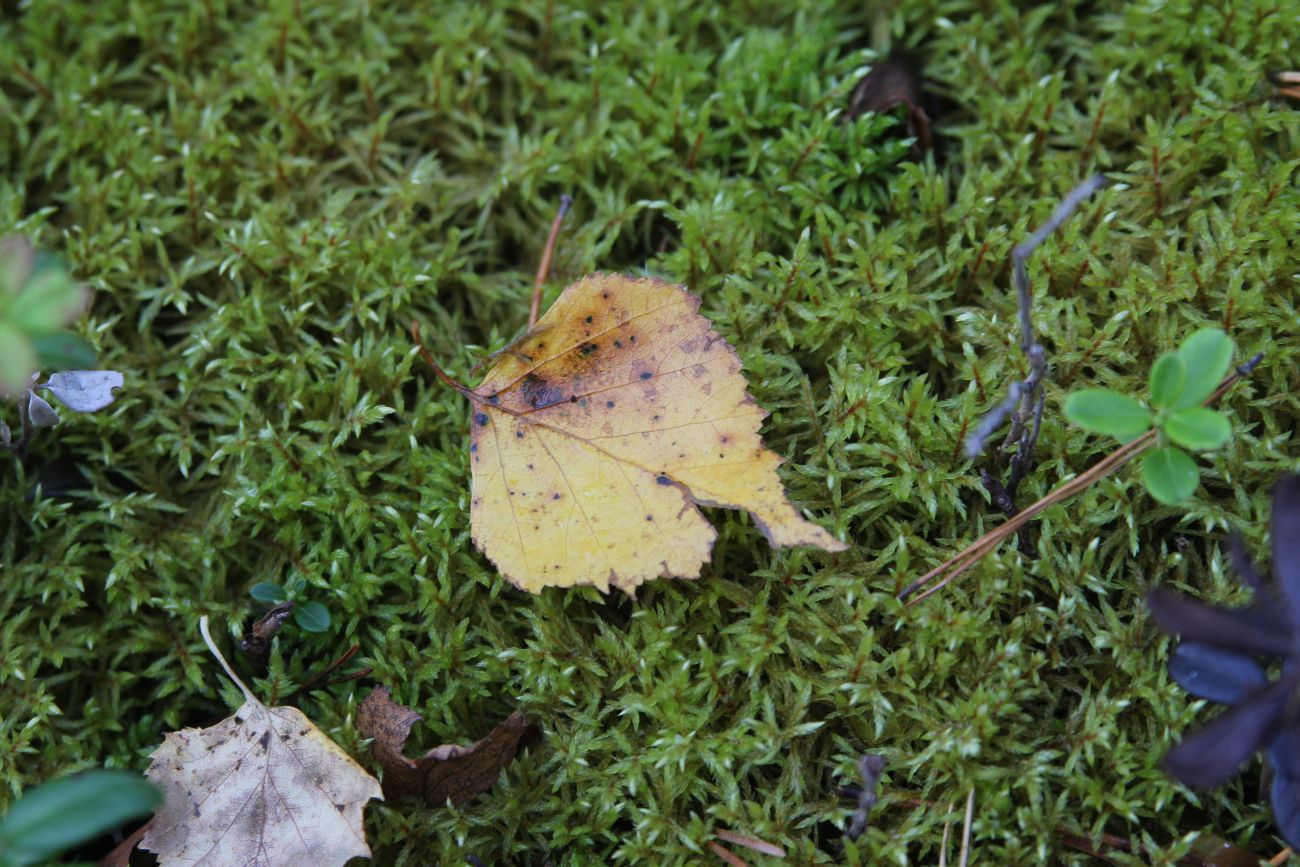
[
  {"xmin": 1272, "ymin": 475, "xmax": 1300, "ymax": 628},
  {"xmin": 1271, "ymin": 769, "xmax": 1300, "ymax": 849},
  {"xmin": 1227, "ymin": 533, "xmax": 1267, "ymax": 595},
  {"xmin": 1147, "ymin": 587, "xmax": 1293, "ymax": 657},
  {"xmin": 844, "ymin": 54, "xmax": 933, "ymax": 152},
  {"xmin": 1269, "ymin": 723, "xmax": 1300, "ymax": 778},
  {"xmin": 1169, "ymin": 641, "xmax": 1268, "ymax": 703},
  {"xmin": 1163, "ymin": 675, "xmax": 1297, "ymax": 789}
]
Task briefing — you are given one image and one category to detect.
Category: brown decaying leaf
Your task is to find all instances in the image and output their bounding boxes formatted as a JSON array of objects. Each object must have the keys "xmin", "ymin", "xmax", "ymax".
[
  {"xmin": 98, "ymin": 821, "xmax": 150, "ymax": 866},
  {"xmin": 844, "ymin": 54, "xmax": 932, "ymax": 152},
  {"xmin": 140, "ymin": 617, "xmax": 382, "ymax": 867},
  {"xmin": 356, "ymin": 686, "xmax": 528, "ymax": 807},
  {"xmin": 451, "ymin": 273, "xmax": 846, "ymax": 596},
  {"xmin": 238, "ymin": 600, "xmax": 294, "ymax": 659}
]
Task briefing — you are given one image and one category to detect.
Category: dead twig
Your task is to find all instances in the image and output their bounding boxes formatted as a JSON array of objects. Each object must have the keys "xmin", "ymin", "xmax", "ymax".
[
  {"xmin": 956, "ymin": 788, "xmax": 975, "ymax": 867},
  {"xmin": 529, "ymin": 194, "xmax": 573, "ymax": 328},
  {"xmin": 844, "ymin": 754, "xmax": 886, "ymax": 841},
  {"xmin": 296, "ymin": 644, "xmax": 371, "ymax": 693},
  {"xmin": 964, "ymin": 175, "xmax": 1109, "ymax": 553}
]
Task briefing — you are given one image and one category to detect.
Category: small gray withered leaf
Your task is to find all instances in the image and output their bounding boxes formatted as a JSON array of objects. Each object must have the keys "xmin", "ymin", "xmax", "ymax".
[{"xmin": 42, "ymin": 370, "xmax": 123, "ymax": 412}]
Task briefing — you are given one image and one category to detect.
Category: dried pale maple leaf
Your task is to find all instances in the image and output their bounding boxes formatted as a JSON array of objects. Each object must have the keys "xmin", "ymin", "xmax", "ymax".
[
  {"xmin": 140, "ymin": 617, "xmax": 382, "ymax": 867},
  {"xmin": 425, "ymin": 273, "xmax": 847, "ymax": 595},
  {"xmin": 356, "ymin": 686, "xmax": 528, "ymax": 807}
]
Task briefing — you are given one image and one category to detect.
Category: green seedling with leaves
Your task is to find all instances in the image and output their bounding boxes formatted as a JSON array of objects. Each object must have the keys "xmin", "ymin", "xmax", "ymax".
[
  {"xmin": 0, "ymin": 770, "xmax": 158, "ymax": 867},
  {"xmin": 0, "ymin": 237, "xmax": 125, "ymax": 455},
  {"xmin": 1065, "ymin": 328, "xmax": 1236, "ymax": 505},
  {"xmin": 249, "ymin": 576, "xmax": 332, "ymax": 633},
  {"xmin": 0, "ymin": 237, "xmax": 96, "ymax": 397}
]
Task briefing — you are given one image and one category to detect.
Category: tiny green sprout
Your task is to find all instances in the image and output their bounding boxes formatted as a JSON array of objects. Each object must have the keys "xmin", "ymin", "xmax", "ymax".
[
  {"xmin": 248, "ymin": 578, "xmax": 332, "ymax": 633},
  {"xmin": 1065, "ymin": 328, "xmax": 1236, "ymax": 505}
]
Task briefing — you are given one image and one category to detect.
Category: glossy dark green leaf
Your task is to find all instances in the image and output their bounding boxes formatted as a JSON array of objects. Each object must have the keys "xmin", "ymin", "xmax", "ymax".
[
  {"xmin": 249, "ymin": 581, "xmax": 288, "ymax": 603},
  {"xmin": 0, "ymin": 770, "xmax": 159, "ymax": 867},
  {"xmin": 31, "ymin": 332, "xmax": 97, "ymax": 372},
  {"xmin": 293, "ymin": 601, "xmax": 331, "ymax": 633}
]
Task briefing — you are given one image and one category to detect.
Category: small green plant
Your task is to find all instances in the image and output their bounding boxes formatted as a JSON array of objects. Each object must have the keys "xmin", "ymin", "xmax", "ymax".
[
  {"xmin": 0, "ymin": 237, "xmax": 124, "ymax": 456},
  {"xmin": 0, "ymin": 237, "xmax": 96, "ymax": 397},
  {"xmin": 249, "ymin": 576, "xmax": 332, "ymax": 633},
  {"xmin": 0, "ymin": 770, "xmax": 158, "ymax": 867},
  {"xmin": 1065, "ymin": 328, "xmax": 1236, "ymax": 505}
]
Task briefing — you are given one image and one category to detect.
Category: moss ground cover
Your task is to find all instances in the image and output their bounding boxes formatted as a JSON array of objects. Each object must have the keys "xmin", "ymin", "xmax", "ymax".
[{"xmin": 1, "ymin": 0, "xmax": 1298, "ymax": 863}]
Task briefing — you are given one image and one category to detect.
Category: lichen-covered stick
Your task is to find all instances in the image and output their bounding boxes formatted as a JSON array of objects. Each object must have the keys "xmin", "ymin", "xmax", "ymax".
[{"xmin": 964, "ymin": 174, "xmax": 1109, "ymax": 546}]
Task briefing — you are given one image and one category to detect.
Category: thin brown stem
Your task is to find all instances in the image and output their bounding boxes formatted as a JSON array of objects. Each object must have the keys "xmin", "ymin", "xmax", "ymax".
[
  {"xmin": 297, "ymin": 644, "xmax": 370, "ymax": 693},
  {"xmin": 529, "ymin": 194, "xmax": 573, "ymax": 329},
  {"xmin": 410, "ymin": 322, "xmax": 472, "ymax": 396}
]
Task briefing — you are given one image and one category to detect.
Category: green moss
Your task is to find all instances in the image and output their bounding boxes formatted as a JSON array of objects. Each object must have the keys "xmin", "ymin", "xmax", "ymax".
[{"xmin": 1, "ymin": 0, "xmax": 1297, "ymax": 863}]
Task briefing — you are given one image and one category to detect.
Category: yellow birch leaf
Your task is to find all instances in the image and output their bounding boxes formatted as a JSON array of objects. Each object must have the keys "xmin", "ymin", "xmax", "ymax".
[
  {"xmin": 446, "ymin": 273, "xmax": 847, "ymax": 596},
  {"xmin": 140, "ymin": 617, "xmax": 382, "ymax": 867}
]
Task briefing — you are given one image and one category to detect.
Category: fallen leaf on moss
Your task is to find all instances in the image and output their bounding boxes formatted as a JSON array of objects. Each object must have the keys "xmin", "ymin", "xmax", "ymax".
[
  {"xmin": 99, "ymin": 822, "xmax": 149, "ymax": 866},
  {"xmin": 431, "ymin": 273, "xmax": 846, "ymax": 595},
  {"xmin": 356, "ymin": 686, "xmax": 527, "ymax": 807},
  {"xmin": 140, "ymin": 616, "xmax": 381, "ymax": 867}
]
